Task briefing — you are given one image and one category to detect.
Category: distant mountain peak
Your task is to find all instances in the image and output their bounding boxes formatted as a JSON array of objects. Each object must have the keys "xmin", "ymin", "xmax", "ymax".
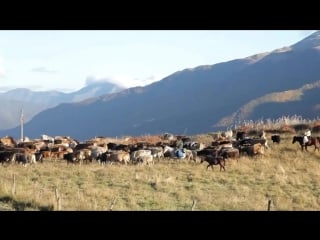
[
  {"xmin": 291, "ymin": 30, "xmax": 320, "ymax": 51},
  {"xmin": 71, "ymin": 80, "xmax": 125, "ymax": 102}
]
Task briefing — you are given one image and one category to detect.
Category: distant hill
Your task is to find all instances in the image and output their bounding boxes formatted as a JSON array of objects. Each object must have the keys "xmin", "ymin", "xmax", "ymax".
[
  {"xmin": 0, "ymin": 81, "xmax": 124, "ymax": 130},
  {"xmin": 2, "ymin": 31, "xmax": 320, "ymax": 140}
]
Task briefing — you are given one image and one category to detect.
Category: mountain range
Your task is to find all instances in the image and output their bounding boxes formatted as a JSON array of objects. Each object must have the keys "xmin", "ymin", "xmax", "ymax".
[
  {"xmin": 1, "ymin": 31, "xmax": 320, "ymax": 141},
  {"xmin": 0, "ymin": 81, "xmax": 124, "ymax": 130}
]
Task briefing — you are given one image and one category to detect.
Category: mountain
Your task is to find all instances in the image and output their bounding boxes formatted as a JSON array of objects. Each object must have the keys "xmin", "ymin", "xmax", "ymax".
[
  {"xmin": 2, "ymin": 31, "xmax": 320, "ymax": 141},
  {"xmin": 0, "ymin": 81, "xmax": 124, "ymax": 130}
]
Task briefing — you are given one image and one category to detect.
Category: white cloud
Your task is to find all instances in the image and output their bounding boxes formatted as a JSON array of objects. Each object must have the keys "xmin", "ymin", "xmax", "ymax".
[
  {"xmin": 110, "ymin": 74, "xmax": 143, "ymax": 88},
  {"xmin": 86, "ymin": 74, "xmax": 166, "ymax": 89},
  {"xmin": 85, "ymin": 74, "xmax": 136, "ymax": 88},
  {"xmin": 85, "ymin": 76, "xmax": 112, "ymax": 86},
  {"xmin": 83, "ymin": 72, "xmax": 168, "ymax": 91}
]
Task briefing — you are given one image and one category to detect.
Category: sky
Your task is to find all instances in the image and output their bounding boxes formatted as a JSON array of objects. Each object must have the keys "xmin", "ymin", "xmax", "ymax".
[{"xmin": 0, "ymin": 30, "xmax": 317, "ymax": 93}]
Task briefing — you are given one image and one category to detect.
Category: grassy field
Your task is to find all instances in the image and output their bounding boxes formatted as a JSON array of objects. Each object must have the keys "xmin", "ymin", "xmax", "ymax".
[{"xmin": 0, "ymin": 133, "xmax": 319, "ymax": 211}]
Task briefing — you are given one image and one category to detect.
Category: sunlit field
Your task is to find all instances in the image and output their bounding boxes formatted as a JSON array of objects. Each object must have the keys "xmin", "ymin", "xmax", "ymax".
[{"xmin": 0, "ymin": 132, "xmax": 319, "ymax": 211}]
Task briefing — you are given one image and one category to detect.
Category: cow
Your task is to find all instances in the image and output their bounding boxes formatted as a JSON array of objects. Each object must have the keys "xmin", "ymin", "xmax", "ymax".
[
  {"xmin": 40, "ymin": 150, "xmax": 52, "ymax": 159},
  {"xmin": 163, "ymin": 146, "xmax": 194, "ymax": 160},
  {"xmin": 107, "ymin": 143, "xmax": 130, "ymax": 152},
  {"xmin": 147, "ymin": 147, "xmax": 164, "ymax": 161},
  {"xmin": 199, "ymin": 154, "xmax": 226, "ymax": 171},
  {"xmin": 35, "ymin": 152, "xmax": 43, "ymax": 163},
  {"xmin": 271, "ymin": 135, "xmax": 281, "ymax": 144},
  {"xmin": 110, "ymin": 151, "xmax": 130, "ymax": 165},
  {"xmin": 14, "ymin": 151, "xmax": 36, "ymax": 165},
  {"xmin": 131, "ymin": 150, "xmax": 152, "ymax": 164},
  {"xmin": 240, "ymin": 143, "xmax": 264, "ymax": 156},
  {"xmin": 136, "ymin": 155, "xmax": 154, "ymax": 166},
  {"xmin": 25, "ymin": 152, "xmax": 37, "ymax": 164},
  {"xmin": 220, "ymin": 147, "xmax": 240, "ymax": 162},
  {"xmin": 184, "ymin": 141, "xmax": 205, "ymax": 150},
  {"xmin": 90, "ymin": 146, "xmax": 108, "ymax": 162},
  {"xmin": 238, "ymin": 138, "xmax": 268, "ymax": 149},
  {"xmin": 163, "ymin": 133, "xmax": 174, "ymax": 141},
  {"xmin": 63, "ymin": 152, "xmax": 79, "ymax": 165},
  {"xmin": 41, "ymin": 134, "xmax": 55, "ymax": 143},
  {"xmin": 98, "ymin": 151, "xmax": 130, "ymax": 165},
  {"xmin": 260, "ymin": 130, "xmax": 269, "ymax": 149},
  {"xmin": 50, "ymin": 151, "xmax": 67, "ymax": 161},
  {"xmin": 222, "ymin": 129, "xmax": 233, "ymax": 140},
  {"xmin": 0, "ymin": 136, "xmax": 17, "ymax": 147},
  {"xmin": 0, "ymin": 151, "xmax": 16, "ymax": 165},
  {"xmin": 236, "ymin": 131, "xmax": 246, "ymax": 141},
  {"xmin": 15, "ymin": 153, "xmax": 27, "ymax": 165}
]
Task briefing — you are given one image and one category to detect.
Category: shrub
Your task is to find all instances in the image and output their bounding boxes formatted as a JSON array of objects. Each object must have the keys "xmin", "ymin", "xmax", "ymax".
[{"xmin": 291, "ymin": 123, "xmax": 311, "ymax": 132}]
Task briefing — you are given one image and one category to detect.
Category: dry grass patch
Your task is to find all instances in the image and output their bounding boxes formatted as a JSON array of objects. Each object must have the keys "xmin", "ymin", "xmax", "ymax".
[{"xmin": 1, "ymin": 133, "xmax": 320, "ymax": 210}]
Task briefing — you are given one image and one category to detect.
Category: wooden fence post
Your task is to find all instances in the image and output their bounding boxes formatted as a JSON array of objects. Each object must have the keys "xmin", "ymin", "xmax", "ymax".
[
  {"xmin": 55, "ymin": 187, "xmax": 61, "ymax": 211},
  {"xmin": 267, "ymin": 199, "xmax": 272, "ymax": 211},
  {"xmin": 11, "ymin": 173, "xmax": 16, "ymax": 196},
  {"xmin": 191, "ymin": 199, "xmax": 197, "ymax": 211},
  {"xmin": 109, "ymin": 198, "xmax": 116, "ymax": 211}
]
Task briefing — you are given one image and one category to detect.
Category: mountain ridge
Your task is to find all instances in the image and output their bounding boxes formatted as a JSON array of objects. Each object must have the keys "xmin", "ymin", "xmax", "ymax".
[{"xmin": 1, "ymin": 31, "xmax": 320, "ymax": 140}]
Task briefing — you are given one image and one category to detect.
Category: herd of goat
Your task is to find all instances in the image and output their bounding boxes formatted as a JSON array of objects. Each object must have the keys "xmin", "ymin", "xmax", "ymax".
[{"xmin": 0, "ymin": 130, "xmax": 287, "ymax": 171}]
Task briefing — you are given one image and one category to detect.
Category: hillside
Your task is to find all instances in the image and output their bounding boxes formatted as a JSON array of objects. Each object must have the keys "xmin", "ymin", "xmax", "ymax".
[{"xmin": 2, "ymin": 31, "xmax": 320, "ymax": 140}]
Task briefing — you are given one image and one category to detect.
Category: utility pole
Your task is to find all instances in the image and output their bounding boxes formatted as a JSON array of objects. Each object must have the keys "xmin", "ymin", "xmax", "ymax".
[{"xmin": 20, "ymin": 109, "xmax": 24, "ymax": 142}]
